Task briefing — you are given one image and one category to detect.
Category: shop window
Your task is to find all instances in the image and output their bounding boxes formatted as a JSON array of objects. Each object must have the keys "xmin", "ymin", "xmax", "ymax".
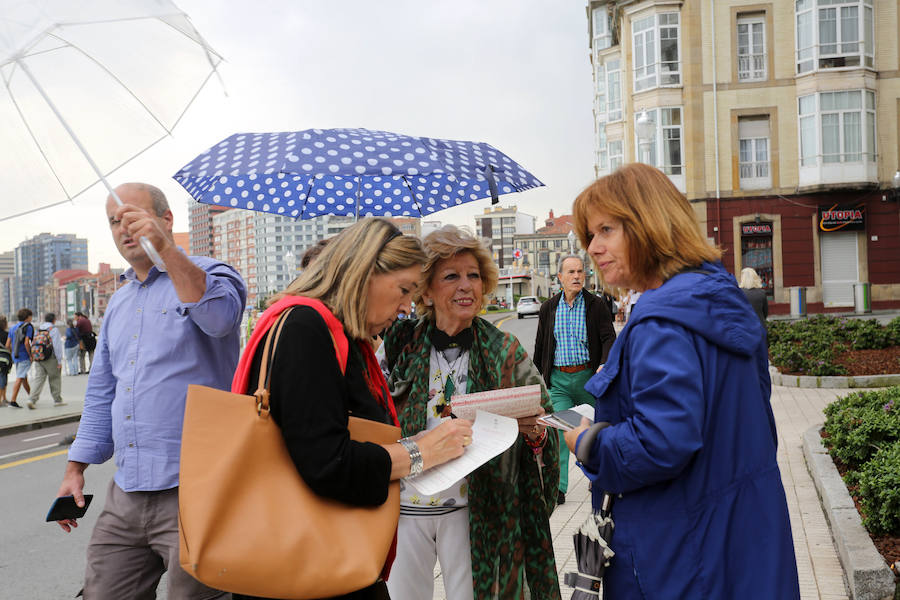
[{"xmin": 740, "ymin": 222, "xmax": 774, "ymax": 296}]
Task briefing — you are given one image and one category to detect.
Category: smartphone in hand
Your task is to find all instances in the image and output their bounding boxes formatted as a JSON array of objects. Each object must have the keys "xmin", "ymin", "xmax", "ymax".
[{"xmin": 45, "ymin": 495, "xmax": 93, "ymax": 522}]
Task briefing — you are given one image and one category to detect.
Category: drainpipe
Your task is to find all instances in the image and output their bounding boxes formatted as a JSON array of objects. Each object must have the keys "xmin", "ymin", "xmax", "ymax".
[{"xmin": 710, "ymin": 0, "xmax": 722, "ymax": 245}]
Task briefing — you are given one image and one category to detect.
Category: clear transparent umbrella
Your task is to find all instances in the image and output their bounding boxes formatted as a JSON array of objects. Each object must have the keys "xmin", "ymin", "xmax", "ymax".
[{"xmin": 0, "ymin": 0, "xmax": 223, "ymax": 268}]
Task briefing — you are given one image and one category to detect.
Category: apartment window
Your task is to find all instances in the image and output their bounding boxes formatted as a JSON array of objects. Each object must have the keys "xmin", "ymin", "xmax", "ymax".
[
  {"xmin": 633, "ymin": 13, "xmax": 680, "ymax": 92},
  {"xmin": 738, "ymin": 116, "xmax": 771, "ymax": 189},
  {"xmin": 798, "ymin": 90, "xmax": 875, "ymax": 165},
  {"xmin": 796, "ymin": 0, "xmax": 873, "ymax": 73},
  {"xmin": 597, "ymin": 127, "xmax": 608, "ymax": 172},
  {"xmin": 737, "ymin": 15, "xmax": 766, "ymax": 81},
  {"xmin": 606, "ymin": 59, "xmax": 622, "ymax": 121},
  {"xmin": 594, "ymin": 60, "xmax": 606, "ymax": 123},
  {"xmin": 634, "ymin": 107, "xmax": 683, "ymax": 175},
  {"xmin": 609, "ymin": 140, "xmax": 624, "ymax": 171},
  {"xmin": 592, "ymin": 6, "xmax": 612, "ymax": 50}
]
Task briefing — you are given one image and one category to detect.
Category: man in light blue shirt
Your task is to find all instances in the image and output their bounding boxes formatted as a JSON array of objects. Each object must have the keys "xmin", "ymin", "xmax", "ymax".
[{"xmin": 55, "ymin": 182, "xmax": 246, "ymax": 599}]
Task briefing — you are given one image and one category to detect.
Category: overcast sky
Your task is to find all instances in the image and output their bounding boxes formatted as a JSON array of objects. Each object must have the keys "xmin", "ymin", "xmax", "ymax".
[{"xmin": 3, "ymin": 0, "xmax": 596, "ymax": 269}]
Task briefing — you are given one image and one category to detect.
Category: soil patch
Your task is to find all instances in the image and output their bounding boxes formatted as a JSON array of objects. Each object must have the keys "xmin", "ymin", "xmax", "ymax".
[
  {"xmin": 820, "ymin": 430, "xmax": 900, "ymax": 567},
  {"xmin": 781, "ymin": 345, "xmax": 900, "ymax": 377}
]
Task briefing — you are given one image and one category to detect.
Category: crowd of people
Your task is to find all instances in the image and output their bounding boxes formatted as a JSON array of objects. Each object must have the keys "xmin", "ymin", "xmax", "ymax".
[{"xmin": 1, "ymin": 164, "xmax": 797, "ymax": 599}]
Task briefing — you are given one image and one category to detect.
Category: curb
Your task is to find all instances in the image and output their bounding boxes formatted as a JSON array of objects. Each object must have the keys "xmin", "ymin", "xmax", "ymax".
[
  {"xmin": 802, "ymin": 424, "xmax": 897, "ymax": 600},
  {"xmin": 770, "ymin": 367, "xmax": 900, "ymax": 389},
  {"xmin": 0, "ymin": 413, "xmax": 82, "ymax": 437}
]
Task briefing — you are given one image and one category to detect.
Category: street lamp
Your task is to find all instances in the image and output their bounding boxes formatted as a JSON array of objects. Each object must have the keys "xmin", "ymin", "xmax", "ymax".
[
  {"xmin": 284, "ymin": 250, "xmax": 296, "ymax": 282},
  {"xmin": 636, "ymin": 110, "xmax": 655, "ymax": 165},
  {"xmin": 567, "ymin": 230, "xmax": 576, "ymax": 253}
]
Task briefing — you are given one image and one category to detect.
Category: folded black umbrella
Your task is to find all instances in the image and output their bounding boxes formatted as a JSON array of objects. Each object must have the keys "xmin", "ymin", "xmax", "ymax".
[{"xmin": 565, "ymin": 493, "xmax": 615, "ymax": 599}]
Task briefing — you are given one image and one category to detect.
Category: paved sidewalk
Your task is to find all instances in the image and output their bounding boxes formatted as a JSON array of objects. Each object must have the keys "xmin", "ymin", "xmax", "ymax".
[
  {"xmin": 433, "ymin": 384, "xmax": 858, "ymax": 599},
  {"xmin": 0, "ymin": 367, "xmax": 861, "ymax": 599}
]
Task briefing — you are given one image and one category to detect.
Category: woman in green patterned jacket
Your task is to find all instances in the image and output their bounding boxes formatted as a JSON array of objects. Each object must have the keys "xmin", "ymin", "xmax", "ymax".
[{"xmin": 380, "ymin": 225, "xmax": 561, "ymax": 600}]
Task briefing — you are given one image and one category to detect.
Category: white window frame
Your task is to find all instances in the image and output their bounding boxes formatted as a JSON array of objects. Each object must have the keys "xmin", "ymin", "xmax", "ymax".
[
  {"xmin": 797, "ymin": 89, "xmax": 877, "ymax": 186},
  {"xmin": 633, "ymin": 12, "xmax": 681, "ymax": 92},
  {"xmin": 634, "ymin": 107, "xmax": 684, "ymax": 190},
  {"xmin": 795, "ymin": 0, "xmax": 874, "ymax": 74},
  {"xmin": 738, "ymin": 119, "xmax": 771, "ymax": 190},
  {"xmin": 737, "ymin": 15, "xmax": 767, "ymax": 81},
  {"xmin": 593, "ymin": 6, "xmax": 612, "ymax": 51},
  {"xmin": 608, "ymin": 140, "xmax": 624, "ymax": 171},
  {"xmin": 594, "ymin": 58, "xmax": 606, "ymax": 124},
  {"xmin": 606, "ymin": 58, "xmax": 622, "ymax": 122},
  {"xmin": 597, "ymin": 127, "xmax": 608, "ymax": 173}
]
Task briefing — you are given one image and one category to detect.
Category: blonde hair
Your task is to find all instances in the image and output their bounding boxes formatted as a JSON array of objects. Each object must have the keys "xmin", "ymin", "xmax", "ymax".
[
  {"xmin": 416, "ymin": 225, "xmax": 498, "ymax": 321},
  {"xmin": 274, "ymin": 218, "xmax": 426, "ymax": 340},
  {"xmin": 573, "ymin": 163, "xmax": 721, "ymax": 289},
  {"xmin": 739, "ymin": 267, "xmax": 763, "ymax": 289}
]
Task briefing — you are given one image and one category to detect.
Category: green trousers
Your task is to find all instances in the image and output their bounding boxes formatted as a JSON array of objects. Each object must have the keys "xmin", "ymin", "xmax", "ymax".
[{"xmin": 548, "ymin": 367, "xmax": 595, "ymax": 493}]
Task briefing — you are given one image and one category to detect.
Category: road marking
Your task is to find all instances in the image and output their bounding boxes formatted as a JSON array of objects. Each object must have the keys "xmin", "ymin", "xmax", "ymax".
[
  {"xmin": 0, "ymin": 447, "xmax": 68, "ymax": 468},
  {"xmin": 23, "ymin": 433, "xmax": 60, "ymax": 442},
  {"xmin": 495, "ymin": 315, "xmax": 513, "ymax": 329}
]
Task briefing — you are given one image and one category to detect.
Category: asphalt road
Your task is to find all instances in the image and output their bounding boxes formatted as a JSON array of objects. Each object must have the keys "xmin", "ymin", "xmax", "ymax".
[{"xmin": 0, "ymin": 315, "xmax": 539, "ymax": 599}]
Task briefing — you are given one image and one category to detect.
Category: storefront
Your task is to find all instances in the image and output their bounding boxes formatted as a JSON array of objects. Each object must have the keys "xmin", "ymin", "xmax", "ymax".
[{"xmin": 712, "ymin": 192, "xmax": 900, "ymax": 314}]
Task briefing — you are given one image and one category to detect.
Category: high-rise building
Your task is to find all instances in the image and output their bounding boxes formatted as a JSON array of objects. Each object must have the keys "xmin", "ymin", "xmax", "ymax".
[
  {"xmin": 188, "ymin": 202, "xmax": 230, "ymax": 257},
  {"xmin": 14, "ymin": 233, "xmax": 88, "ymax": 314},
  {"xmin": 587, "ymin": 0, "xmax": 900, "ymax": 312},
  {"xmin": 0, "ymin": 250, "xmax": 14, "ymax": 318},
  {"xmin": 474, "ymin": 206, "xmax": 535, "ymax": 268}
]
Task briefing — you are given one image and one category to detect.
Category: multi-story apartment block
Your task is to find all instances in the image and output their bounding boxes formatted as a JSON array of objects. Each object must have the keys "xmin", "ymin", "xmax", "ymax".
[
  {"xmin": 588, "ymin": 0, "xmax": 900, "ymax": 312},
  {"xmin": 387, "ymin": 217, "xmax": 422, "ymax": 237},
  {"xmin": 189, "ymin": 202, "xmax": 230, "ymax": 257},
  {"xmin": 0, "ymin": 250, "xmax": 14, "ymax": 318},
  {"xmin": 14, "ymin": 233, "xmax": 88, "ymax": 315},
  {"xmin": 474, "ymin": 206, "xmax": 536, "ymax": 268},
  {"xmin": 212, "ymin": 208, "xmax": 258, "ymax": 305}
]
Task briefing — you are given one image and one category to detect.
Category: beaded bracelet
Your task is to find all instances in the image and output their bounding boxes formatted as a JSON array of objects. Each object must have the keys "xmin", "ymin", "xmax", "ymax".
[{"xmin": 523, "ymin": 429, "xmax": 548, "ymax": 454}]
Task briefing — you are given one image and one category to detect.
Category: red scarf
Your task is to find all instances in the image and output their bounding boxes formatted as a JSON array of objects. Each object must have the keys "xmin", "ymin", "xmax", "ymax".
[{"xmin": 232, "ymin": 295, "xmax": 398, "ymax": 427}]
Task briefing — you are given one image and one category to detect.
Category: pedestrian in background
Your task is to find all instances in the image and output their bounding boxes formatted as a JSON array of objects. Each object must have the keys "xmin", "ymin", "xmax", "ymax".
[
  {"xmin": 55, "ymin": 182, "xmax": 246, "ymax": 600},
  {"xmin": 231, "ymin": 219, "xmax": 472, "ymax": 600},
  {"xmin": 380, "ymin": 225, "xmax": 560, "ymax": 600},
  {"xmin": 64, "ymin": 318, "xmax": 80, "ymax": 376},
  {"xmin": 739, "ymin": 267, "xmax": 769, "ymax": 328},
  {"xmin": 7, "ymin": 308, "xmax": 34, "ymax": 408},
  {"xmin": 27, "ymin": 312, "xmax": 65, "ymax": 408},
  {"xmin": 566, "ymin": 163, "xmax": 799, "ymax": 598},
  {"xmin": 74, "ymin": 311, "xmax": 95, "ymax": 374},
  {"xmin": 533, "ymin": 254, "xmax": 615, "ymax": 505},
  {"xmin": 0, "ymin": 315, "xmax": 9, "ymax": 406}
]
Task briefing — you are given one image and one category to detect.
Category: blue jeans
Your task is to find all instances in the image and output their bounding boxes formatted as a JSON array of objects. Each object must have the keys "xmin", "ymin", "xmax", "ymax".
[{"xmin": 65, "ymin": 346, "xmax": 79, "ymax": 376}]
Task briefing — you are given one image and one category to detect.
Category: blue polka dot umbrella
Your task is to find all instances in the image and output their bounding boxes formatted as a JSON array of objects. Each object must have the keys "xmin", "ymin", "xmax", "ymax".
[{"xmin": 173, "ymin": 128, "xmax": 544, "ymax": 219}]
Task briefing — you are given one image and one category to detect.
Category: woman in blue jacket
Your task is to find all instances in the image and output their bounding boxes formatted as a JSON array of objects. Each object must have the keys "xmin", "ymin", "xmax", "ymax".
[{"xmin": 565, "ymin": 163, "xmax": 800, "ymax": 599}]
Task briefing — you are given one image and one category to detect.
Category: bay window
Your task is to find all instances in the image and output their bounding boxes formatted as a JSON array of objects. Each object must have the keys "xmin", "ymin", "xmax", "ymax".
[
  {"xmin": 796, "ymin": 0, "xmax": 873, "ymax": 73},
  {"xmin": 633, "ymin": 12, "xmax": 680, "ymax": 92},
  {"xmin": 634, "ymin": 107, "xmax": 683, "ymax": 176}
]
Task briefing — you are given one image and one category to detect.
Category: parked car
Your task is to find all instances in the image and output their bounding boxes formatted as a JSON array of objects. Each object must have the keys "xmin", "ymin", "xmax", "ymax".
[{"xmin": 516, "ymin": 296, "xmax": 541, "ymax": 319}]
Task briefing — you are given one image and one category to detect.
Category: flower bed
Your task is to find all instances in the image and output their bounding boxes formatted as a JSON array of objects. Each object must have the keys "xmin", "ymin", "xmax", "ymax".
[
  {"xmin": 822, "ymin": 387, "xmax": 900, "ymax": 567},
  {"xmin": 768, "ymin": 316, "xmax": 900, "ymax": 377}
]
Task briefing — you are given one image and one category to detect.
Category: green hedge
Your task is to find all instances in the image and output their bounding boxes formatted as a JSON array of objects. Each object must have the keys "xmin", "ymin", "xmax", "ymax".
[
  {"xmin": 823, "ymin": 387, "xmax": 900, "ymax": 535},
  {"xmin": 768, "ymin": 315, "xmax": 900, "ymax": 376}
]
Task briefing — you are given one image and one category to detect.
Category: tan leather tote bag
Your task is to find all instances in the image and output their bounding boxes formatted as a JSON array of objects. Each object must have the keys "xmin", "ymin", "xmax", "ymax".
[{"xmin": 178, "ymin": 309, "xmax": 400, "ymax": 599}]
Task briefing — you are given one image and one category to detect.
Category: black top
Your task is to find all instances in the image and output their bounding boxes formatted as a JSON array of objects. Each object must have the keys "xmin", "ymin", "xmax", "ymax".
[
  {"xmin": 742, "ymin": 287, "xmax": 769, "ymax": 328},
  {"xmin": 237, "ymin": 306, "xmax": 393, "ymax": 600},
  {"xmin": 0, "ymin": 329, "xmax": 7, "ymax": 347},
  {"xmin": 533, "ymin": 289, "xmax": 617, "ymax": 388}
]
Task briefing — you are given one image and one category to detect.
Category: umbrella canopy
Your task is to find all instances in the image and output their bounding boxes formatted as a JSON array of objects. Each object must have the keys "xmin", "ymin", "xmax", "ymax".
[
  {"xmin": 173, "ymin": 128, "xmax": 544, "ymax": 219},
  {"xmin": 0, "ymin": 0, "xmax": 223, "ymax": 219},
  {"xmin": 565, "ymin": 493, "xmax": 615, "ymax": 599}
]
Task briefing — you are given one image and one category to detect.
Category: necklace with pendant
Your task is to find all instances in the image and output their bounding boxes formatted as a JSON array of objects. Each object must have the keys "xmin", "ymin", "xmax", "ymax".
[{"xmin": 436, "ymin": 348, "xmax": 467, "ymax": 405}]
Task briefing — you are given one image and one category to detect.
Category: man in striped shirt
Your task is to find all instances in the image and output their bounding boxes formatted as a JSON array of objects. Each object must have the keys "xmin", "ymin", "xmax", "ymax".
[{"xmin": 534, "ymin": 255, "xmax": 616, "ymax": 505}]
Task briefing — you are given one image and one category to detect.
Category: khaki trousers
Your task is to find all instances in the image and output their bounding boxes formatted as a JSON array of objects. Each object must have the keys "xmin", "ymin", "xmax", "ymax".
[
  {"xmin": 83, "ymin": 479, "xmax": 229, "ymax": 600},
  {"xmin": 29, "ymin": 356, "xmax": 62, "ymax": 405}
]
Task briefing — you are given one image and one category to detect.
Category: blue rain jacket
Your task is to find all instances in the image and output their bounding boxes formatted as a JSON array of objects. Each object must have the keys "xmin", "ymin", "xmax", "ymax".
[{"xmin": 578, "ymin": 261, "xmax": 800, "ymax": 599}]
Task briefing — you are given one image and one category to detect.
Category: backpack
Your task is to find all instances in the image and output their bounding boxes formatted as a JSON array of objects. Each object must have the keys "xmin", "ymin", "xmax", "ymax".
[
  {"xmin": 0, "ymin": 347, "xmax": 11, "ymax": 375},
  {"xmin": 13, "ymin": 323, "xmax": 31, "ymax": 357},
  {"xmin": 31, "ymin": 328, "xmax": 53, "ymax": 361}
]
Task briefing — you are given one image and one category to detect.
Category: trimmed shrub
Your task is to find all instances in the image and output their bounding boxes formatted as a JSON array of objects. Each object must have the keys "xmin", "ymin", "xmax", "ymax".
[
  {"xmin": 857, "ymin": 440, "xmax": 900, "ymax": 535},
  {"xmin": 823, "ymin": 388, "xmax": 900, "ymax": 469}
]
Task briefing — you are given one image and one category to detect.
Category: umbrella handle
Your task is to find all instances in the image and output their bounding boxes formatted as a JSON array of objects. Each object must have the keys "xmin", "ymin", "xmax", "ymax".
[{"xmin": 139, "ymin": 237, "xmax": 168, "ymax": 273}]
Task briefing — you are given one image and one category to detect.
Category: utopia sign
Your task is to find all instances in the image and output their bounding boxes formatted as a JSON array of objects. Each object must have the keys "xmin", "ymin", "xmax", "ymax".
[{"xmin": 818, "ymin": 204, "xmax": 865, "ymax": 232}]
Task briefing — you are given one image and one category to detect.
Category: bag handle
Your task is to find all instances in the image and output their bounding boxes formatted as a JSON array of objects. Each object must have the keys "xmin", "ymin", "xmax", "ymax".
[{"xmin": 253, "ymin": 308, "xmax": 294, "ymax": 416}]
